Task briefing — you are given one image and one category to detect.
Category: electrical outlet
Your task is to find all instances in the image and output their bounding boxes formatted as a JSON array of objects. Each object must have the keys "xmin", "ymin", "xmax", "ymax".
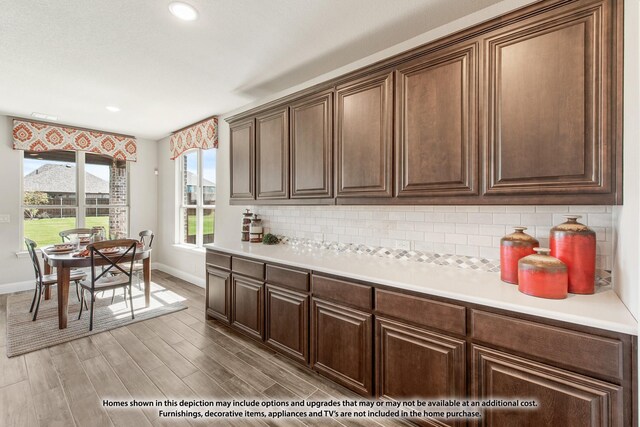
[
  {"xmin": 395, "ymin": 240, "xmax": 411, "ymax": 251},
  {"xmin": 0, "ymin": 214, "xmax": 9, "ymax": 223}
]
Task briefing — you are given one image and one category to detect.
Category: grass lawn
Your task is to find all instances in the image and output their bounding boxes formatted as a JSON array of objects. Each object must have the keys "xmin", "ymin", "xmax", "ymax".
[
  {"xmin": 24, "ymin": 216, "xmax": 109, "ymax": 247},
  {"xmin": 187, "ymin": 214, "xmax": 215, "ymax": 237}
]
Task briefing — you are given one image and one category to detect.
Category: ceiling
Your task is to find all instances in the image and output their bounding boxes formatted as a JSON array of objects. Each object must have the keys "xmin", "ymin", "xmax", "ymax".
[{"xmin": 0, "ymin": 0, "xmax": 504, "ymax": 140}]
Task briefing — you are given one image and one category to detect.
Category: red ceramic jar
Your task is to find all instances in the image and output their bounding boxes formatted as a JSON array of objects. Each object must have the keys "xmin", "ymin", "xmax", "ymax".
[
  {"xmin": 518, "ymin": 248, "xmax": 568, "ymax": 299},
  {"xmin": 549, "ymin": 215, "xmax": 596, "ymax": 294},
  {"xmin": 500, "ymin": 227, "xmax": 539, "ymax": 284}
]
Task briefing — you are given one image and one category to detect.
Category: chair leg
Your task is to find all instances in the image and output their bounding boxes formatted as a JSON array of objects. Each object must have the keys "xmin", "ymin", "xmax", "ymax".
[
  {"xmin": 89, "ymin": 293, "xmax": 95, "ymax": 331},
  {"xmin": 129, "ymin": 285, "xmax": 135, "ymax": 320},
  {"xmin": 75, "ymin": 281, "xmax": 81, "ymax": 302},
  {"xmin": 78, "ymin": 289, "xmax": 85, "ymax": 320},
  {"xmin": 111, "ymin": 289, "xmax": 116, "ymax": 304},
  {"xmin": 32, "ymin": 284, "xmax": 42, "ymax": 321},
  {"xmin": 29, "ymin": 284, "xmax": 38, "ymax": 314}
]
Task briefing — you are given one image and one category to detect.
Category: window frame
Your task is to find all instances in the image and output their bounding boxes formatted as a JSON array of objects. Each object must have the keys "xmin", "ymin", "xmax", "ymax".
[
  {"xmin": 20, "ymin": 150, "xmax": 130, "ymax": 249},
  {"xmin": 177, "ymin": 148, "xmax": 216, "ymax": 248}
]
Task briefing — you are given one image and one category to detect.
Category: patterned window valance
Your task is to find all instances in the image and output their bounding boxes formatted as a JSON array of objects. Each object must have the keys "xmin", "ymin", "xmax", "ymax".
[
  {"xmin": 170, "ymin": 116, "xmax": 218, "ymax": 160},
  {"xmin": 12, "ymin": 119, "xmax": 137, "ymax": 161}
]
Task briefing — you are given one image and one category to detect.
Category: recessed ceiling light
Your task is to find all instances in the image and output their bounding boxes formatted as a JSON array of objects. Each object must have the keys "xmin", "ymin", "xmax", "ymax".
[
  {"xmin": 31, "ymin": 112, "xmax": 58, "ymax": 120},
  {"xmin": 169, "ymin": 2, "xmax": 198, "ymax": 21},
  {"xmin": 106, "ymin": 106, "xmax": 121, "ymax": 112}
]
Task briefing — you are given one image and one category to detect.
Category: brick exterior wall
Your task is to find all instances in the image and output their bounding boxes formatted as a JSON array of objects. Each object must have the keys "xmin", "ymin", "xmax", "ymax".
[{"xmin": 108, "ymin": 160, "xmax": 128, "ymax": 238}]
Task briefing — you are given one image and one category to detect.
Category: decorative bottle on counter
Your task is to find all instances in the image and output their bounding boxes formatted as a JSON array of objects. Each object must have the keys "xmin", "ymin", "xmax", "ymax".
[
  {"xmin": 241, "ymin": 209, "xmax": 253, "ymax": 242},
  {"xmin": 550, "ymin": 215, "xmax": 596, "ymax": 294},
  {"xmin": 518, "ymin": 248, "xmax": 568, "ymax": 299},
  {"xmin": 250, "ymin": 215, "xmax": 263, "ymax": 243},
  {"xmin": 500, "ymin": 226, "xmax": 539, "ymax": 284}
]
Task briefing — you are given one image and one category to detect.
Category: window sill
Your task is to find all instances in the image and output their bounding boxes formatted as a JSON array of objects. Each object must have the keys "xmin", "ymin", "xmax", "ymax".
[{"xmin": 171, "ymin": 244, "xmax": 206, "ymax": 255}]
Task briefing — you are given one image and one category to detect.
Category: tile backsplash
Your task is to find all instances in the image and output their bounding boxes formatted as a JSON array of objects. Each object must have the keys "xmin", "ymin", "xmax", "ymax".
[{"xmin": 249, "ymin": 205, "xmax": 614, "ymax": 270}]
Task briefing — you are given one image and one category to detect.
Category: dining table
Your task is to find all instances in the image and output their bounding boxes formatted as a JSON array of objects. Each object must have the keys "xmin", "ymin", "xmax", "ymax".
[{"xmin": 42, "ymin": 245, "xmax": 152, "ymax": 329}]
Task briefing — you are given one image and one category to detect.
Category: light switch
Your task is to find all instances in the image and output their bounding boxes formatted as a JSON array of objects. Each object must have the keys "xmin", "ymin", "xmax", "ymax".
[{"xmin": 0, "ymin": 214, "xmax": 10, "ymax": 223}]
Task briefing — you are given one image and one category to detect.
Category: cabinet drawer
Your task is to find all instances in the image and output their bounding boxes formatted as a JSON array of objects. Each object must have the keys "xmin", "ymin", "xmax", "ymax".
[
  {"xmin": 232, "ymin": 257, "xmax": 265, "ymax": 280},
  {"xmin": 470, "ymin": 310, "xmax": 624, "ymax": 381},
  {"xmin": 312, "ymin": 275, "xmax": 372, "ymax": 310},
  {"xmin": 206, "ymin": 251, "xmax": 231, "ymax": 270},
  {"xmin": 375, "ymin": 289, "xmax": 466, "ymax": 335},
  {"xmin": 266, "ymin": 264, "xmax": 309, "ymax": 292}
]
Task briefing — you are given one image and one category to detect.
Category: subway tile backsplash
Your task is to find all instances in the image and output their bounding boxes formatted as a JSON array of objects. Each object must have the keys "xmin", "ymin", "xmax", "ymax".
[{"xmin": 249, "ymin": 205, "xmax": 614, "ymax": 270}]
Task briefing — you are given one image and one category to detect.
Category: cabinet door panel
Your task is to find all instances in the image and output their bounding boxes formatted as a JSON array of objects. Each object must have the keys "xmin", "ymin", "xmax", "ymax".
[
  {"xmin": 231, "ymin": 275, "xmax": 264, "ymax": 340},
  {"xmin": 472, "ymin": 345, "xmax": 623, "ymax": 427},
  {"xmin": 230, "ymin": 119, "xmax": 255, "ymax": 200},
  {"xmin": 311, "ymin": 298, "xmax": 373, "ymax": 396},
  {"xmin": 265, "ymin": 285, "xmax": 309, "ymax": 364},
  {"xmin": 377, "ymin": 318, "xmax": 465, "ymax": 427},
  {"xmin": 256, "ymin": 107, "xmax": 289, "ymax": 199},
  {"xmin": 336, "ymin": 71, "xmax": 393, "ymax": 197},
  {"xmin": 484, "ymin": 5, "xmax": 611, "ymax": 196},
  {"xmin": 290, "ymin": 91, "xmax": 333, "ymax": 198},
  {"xmin": 397, "ymin": 43, "xmax": 477, "ymax": 197},
  {"xmin": 206, "ymin": 267, "xmax": 231, "ymax": 324}
]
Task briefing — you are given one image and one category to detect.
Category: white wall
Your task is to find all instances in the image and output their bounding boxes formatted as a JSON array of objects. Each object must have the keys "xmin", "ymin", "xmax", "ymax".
[
  {"xmin": 0, "ymin": 114, "xmax": 158, "ymax": 293},
  {"xmin": 613, "ymin": 0, "xmax": 640, "ymax": 319}
]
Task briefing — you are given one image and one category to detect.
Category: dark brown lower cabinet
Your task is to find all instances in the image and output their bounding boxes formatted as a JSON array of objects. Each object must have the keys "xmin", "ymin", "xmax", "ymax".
[
  {"xmin": 471, "ymin": 345, "xmax": 623, "ymax": 427},
  {"xmin": 265, "ymin": 284, "xmax": 309, "ymax": 364},
  {"xmin": 231, "ymin": 275, "xmax": 264, "ymax": 340},
  {"xmin": 206, "ymin": 266, "xmax": 231, "ymax": 324},
  {"xmin": 376, "ymin": 317, "xmax": 466, "ymax": 427},
  {"xmin": 311, "ymin": 298, "xmax": 373, "ymax": 396}
]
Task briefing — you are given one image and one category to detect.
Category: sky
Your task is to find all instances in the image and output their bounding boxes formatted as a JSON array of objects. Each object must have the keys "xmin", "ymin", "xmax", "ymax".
[{"xmin": 23, "ymin": 149, "xmax": 217, "ymax": 184}]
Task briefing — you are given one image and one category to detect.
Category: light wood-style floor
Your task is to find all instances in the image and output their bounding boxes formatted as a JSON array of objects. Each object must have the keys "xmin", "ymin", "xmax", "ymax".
[{"xmin": 0, "ymin": 270, "xmax": 411, "ymax": 427}]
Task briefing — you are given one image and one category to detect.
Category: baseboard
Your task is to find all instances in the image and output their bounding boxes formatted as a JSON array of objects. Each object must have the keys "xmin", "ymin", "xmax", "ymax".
[
  {"xmin": 0, "ymin": 279, "xmax": 34, "ymax": 295},
  {"xmin": 154, "ymin": 263, "xmax": 205, "ymax": 288}
]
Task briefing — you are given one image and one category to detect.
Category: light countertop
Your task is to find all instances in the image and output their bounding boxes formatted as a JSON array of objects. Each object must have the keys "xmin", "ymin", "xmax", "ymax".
[{"xmin": 206, "ymin": 241, "xmax": 638, "ymax": 336}]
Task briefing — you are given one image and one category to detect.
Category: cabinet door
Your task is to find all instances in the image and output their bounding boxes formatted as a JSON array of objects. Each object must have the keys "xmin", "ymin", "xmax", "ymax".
[
  {"xmin": 396, "ymin": 43, "xmax": 477, "ymax": 197},
  {"xmin": 336, "ymin": 71, "xmax": 393, "ymax": 197},
  {"xmin": 290, "ymin": 91, "xmax": 333, "ymax": 198},
  {"xmin": 231, "ymin": 275, "xmax": 264, "ymax": 340},
  {"xmin": 230, "ymin": 119, "xmax": 255, "ymax": 200},
  {"xmin": 206, "ymin": 266, "xmax": 231, "ymax": 324},
  {"xmin": 483, "ymin": 4, "xmax": 614, "ymax": 199},
  {"xmin": 311, "ymin": 298, "xmax": 373, "ymax": 396},
  {"xmin": 265, "ymin": 284, "xmax": 309, "ymax": 364},
  {"xmin": 472, "ymin": 345, "xmax": 623, "ymax": 427},
  {"xmin": 256, "ymin": 107, "xmax": 289, "ymax": 199}
]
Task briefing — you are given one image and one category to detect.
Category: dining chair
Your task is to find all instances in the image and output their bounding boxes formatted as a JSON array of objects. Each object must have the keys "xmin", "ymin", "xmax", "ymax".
[
  {"xmin": 59, "ymin": 228, "xmax": 97, "ymax": 243},
  {"xmin": 25, "ymin": 238, "xmax": 86, "ymax": 321},
  {"xmin": 78, "ymin": 239, "xmax": 138, "ymax": 331},
  {"xmin": 111, "ymin": 230, "xmax": 153, "ymax": 300}
]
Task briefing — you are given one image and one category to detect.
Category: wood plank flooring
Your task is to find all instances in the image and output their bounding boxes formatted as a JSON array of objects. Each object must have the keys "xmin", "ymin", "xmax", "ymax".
[{"xmin": 0, "ymin": 271, "xmax": 411, "ymax": 427}]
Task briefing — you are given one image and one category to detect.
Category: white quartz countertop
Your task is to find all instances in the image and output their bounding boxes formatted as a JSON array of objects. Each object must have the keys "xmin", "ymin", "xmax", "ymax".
[{"xmin": 206, "ymin": 241, "xmax": 638, "ymax": 336}]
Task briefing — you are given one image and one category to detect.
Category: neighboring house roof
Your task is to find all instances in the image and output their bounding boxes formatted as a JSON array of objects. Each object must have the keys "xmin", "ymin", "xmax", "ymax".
[
  {"xmin": 186, "ymin": 171, "xmax": 216, "ymax": 189},
  {"xmin": 24, "ymin": 164, "xmax": 108, "ymax": 193}
]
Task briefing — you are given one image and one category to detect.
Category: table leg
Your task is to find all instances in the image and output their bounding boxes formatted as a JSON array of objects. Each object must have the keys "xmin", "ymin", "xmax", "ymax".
[
  {"xmin": 57, "ymin": 266, "xmax": 70, "ymax": 329},
  {"xmin": 44, "ymin": 262, "xmax": 52, "ymax": 300},
  {"xmin": 143, "ymin": 257, "xmax": 150, "ymax": 307}
]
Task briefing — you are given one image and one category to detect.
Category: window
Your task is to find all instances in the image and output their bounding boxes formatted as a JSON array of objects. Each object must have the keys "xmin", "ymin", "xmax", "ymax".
[
  {"xmin": 178, "ymin": 149, "xmax": 216, "ymax": 246},
  {"xmin": 22, "ymin": 150, "xmax": 129, "ymax": 247}
]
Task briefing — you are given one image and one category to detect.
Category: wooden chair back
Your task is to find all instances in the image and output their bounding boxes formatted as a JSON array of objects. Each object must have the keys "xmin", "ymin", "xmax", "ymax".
[
  {"xmin": 85, "ymin": 239, "xmax": 138, "ymax": 290},
  {"xmin": 24, "ymin": 238, "xmax": 42, "ymax": 283},
  {"xmin": 139, "ymin": 230, "xmax": 154, "ymax": 249},
  {"xmin": 60, "ymin": 228, "xmax": 96, "ymax": 242}
]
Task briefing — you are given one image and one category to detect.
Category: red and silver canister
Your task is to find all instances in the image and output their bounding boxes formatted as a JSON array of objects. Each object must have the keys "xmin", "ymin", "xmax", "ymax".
[
  {"xmin": 500, "ymin": 227, "xmax": 539, "ymax": 284},
  {"xmin": 549, "ymin": 215, "xmax": 596, "ymax": 294},
  {"xmin": 518, "ymin": 248, "xmax": 568, "ymax": 299}
]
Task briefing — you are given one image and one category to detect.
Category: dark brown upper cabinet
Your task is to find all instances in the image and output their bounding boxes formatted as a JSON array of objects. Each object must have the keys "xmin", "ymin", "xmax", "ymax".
[
  {"xmin": 229, "ymin": 118, "xmax": 255, "ymax": 201},
  {"xmin": 256, "ymin": 107, "xmax": 289, "ymax": 199},
  {"xmin": 396, "ymin": 42, "xmax": 478, "ymax": 198},
  {"xmin": 336, "ymin": 71, "xmax": 394, "ymax": 198},
  {"xmin": 290, "ymin": 91, "xmax": 333, "ymax": 198},
  {"xmin": 483, "ymin": 1, "xmax": 617, "ymax": 201}
]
